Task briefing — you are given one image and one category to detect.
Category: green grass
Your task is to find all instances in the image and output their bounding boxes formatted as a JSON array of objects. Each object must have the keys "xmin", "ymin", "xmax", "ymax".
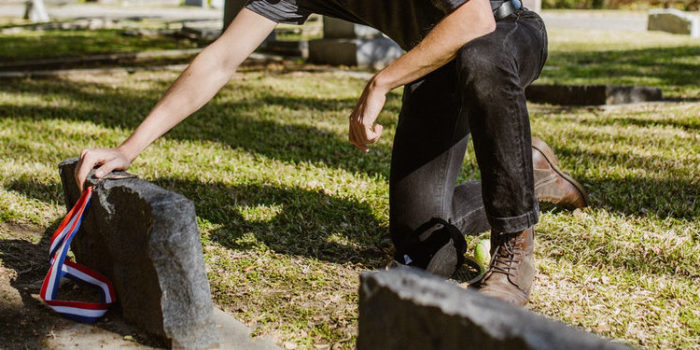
[
  {"xmin": 0, "ymin": 16, "xmax": 322, "ymax": 64},
  {"xmin": 0, "ymin": 29, "xmax": 199, "ymax": 63},
  {"xmin": 1, "ymin": 27, "xmax": 699, "ymax": 349},
  {"xmin": 541, "ymin": 29, "xmax": 700, "ymax": 99}
]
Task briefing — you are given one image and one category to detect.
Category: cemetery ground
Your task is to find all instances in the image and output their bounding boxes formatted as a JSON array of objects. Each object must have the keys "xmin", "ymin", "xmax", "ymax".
[
  {"xmin": 1, "ymin": 20, "xmax": 699, "ymax": 350},
  {"xmin": 0, "ymin": 28, "xmax": 198, "ymax": 64}
]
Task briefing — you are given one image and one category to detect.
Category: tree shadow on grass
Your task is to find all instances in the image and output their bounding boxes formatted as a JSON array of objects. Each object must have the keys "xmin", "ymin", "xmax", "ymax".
[
  {"xmin": 0, "ymin": 77, "xmax": 396, "ymax": 178},
  {"xmin": 532, "ymin": 103, "xmax": 700, "ymax": 131},
  {"xmin": 583, "ymin": 114, "xmax": 699, "ymax": 131},
  {"xmin": 0, "ymin": 223, "xmax": 54, "ymax": 350},
  {"xmin": 551, "ymin": 146, "xmax": 699, "ymax": 221},
  {"xmin": 8, "ymin": 177, "xmax": 390, "ymax": 267},
  {"xmin": 544, "ymin": 46, "xmax": 700, "ymax": 97},
  {"xmin": 583, "ymin": 176, "xmax": 699, "ymax": 221},
  {"xmin": 7, "ymin": 172, "xmax": 692, "ymax": 301},
  {"xmin": 0, "ymin": 28, "xmax": 197, "ymax": 64},
  {"xmin": 5, "ymin": 180, "xmax": 64, "ymax": 206},
  {"xmin": 152, "ymin": 178, "xmax": 389, "ymax": 267}
]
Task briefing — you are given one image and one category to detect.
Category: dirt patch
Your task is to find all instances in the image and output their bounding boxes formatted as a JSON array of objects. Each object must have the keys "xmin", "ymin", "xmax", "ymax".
[
  {"xmin": 0, "ymin": 223, "xmax": 60, "ymax": 349},
  {"xmin": 0, "ymin": 222, "xmax": 164, "ymax": 349}
]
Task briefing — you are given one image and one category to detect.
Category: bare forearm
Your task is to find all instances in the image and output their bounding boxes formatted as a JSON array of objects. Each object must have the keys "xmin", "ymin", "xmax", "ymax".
[
  {"xmin": 372, "ymin": 0, "xmax": 496, "ymax": 92},
  {"xmin": 348, "ymin": 0, "xmax": 497, "ymax": 151},
  {"xmin": 118, "ymin": 9, "xmax": 276, "ymax": 161},
  {"xmin": 75, "ymin": 9, "xmax": 276, "ymax": 189},
  {"xmin": 117, "ymin": 53, "xmax": 229, "ymax": 159}
]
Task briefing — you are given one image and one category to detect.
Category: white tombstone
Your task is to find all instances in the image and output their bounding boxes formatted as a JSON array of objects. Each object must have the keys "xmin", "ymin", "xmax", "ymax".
[
  {"xmin": 309, "ymin": 17, "xmax": 403, "ymax": 70},
  {"xmin": 24, "ymin": 0, "xmax": 50, "ymax": 23},
  {"xmin": 322, "ymin": 16, "xmax": 383, "ymax": 39}
]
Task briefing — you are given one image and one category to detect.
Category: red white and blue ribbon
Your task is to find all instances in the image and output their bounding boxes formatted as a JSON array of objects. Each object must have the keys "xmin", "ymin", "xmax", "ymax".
[{"xmin": 40, "ymin": 186, "xmax": 116, "ymax": 323}]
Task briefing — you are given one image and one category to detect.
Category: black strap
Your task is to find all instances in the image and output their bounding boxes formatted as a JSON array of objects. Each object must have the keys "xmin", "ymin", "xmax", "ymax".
[
  {"xmin": 394, "ymin": 218, "xmax": 466, "ymax": 271},
  {"xmin": 490, "ymin": 0, "xmax": 521, "ymax": 21}
]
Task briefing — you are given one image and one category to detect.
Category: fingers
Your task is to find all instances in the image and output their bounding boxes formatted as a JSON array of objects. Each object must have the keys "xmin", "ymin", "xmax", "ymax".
[
  {"xmin": 349, "ymin": 121, "xmax": 368, "ymax": 152},
  {"xmin": 74, "ymin": 149, "xmax": 125, "ymax": 192},
  {"xmin": 348, "ymin": 81, "xmax": 388, "ymax": 151},
  {"xmin": 367, "ymin": 124, "xmax": 383, "ymax": 143},
  {"xmin": 95, "ymin": 159, "xmax": 122, "ymax": 178},
  {"xmin": 76, "ymin": 150, "xmax": 94, "ymax": 192},
  {"xmin": 349, "ymin": 120, "xmax": 383, "ymax": 152}
]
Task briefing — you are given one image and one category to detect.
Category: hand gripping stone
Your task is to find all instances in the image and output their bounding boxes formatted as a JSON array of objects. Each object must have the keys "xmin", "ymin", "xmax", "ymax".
[{"xmin": 59, "ymin": 158, "xmax": 218, "ymax": 349}]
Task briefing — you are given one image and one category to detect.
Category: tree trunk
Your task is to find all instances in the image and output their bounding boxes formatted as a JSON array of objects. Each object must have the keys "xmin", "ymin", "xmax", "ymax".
[{"xmin": 591, "ymin": 0, "xmax": 605, "ymax": 8}]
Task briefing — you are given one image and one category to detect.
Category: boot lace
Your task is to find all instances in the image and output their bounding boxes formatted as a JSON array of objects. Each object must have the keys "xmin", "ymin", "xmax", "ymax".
[{"xmin": 488, "ymin": 233, "xmax": 521, "ymax": 277}]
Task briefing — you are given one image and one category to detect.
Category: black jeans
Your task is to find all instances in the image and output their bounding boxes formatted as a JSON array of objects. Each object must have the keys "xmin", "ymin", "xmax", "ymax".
[{"xmin": 390, "ymin": 10, "xmax": 548, "ymax": 249}]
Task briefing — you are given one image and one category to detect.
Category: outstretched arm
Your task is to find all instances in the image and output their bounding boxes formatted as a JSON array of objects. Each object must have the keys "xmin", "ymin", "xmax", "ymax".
[
  {"xmin": 348, "ymin": 0, "xmax": 496, "ymax": 152},
  {"xmin": 75, "ymin": 8, "xmax": 277, "ymax": 190}
]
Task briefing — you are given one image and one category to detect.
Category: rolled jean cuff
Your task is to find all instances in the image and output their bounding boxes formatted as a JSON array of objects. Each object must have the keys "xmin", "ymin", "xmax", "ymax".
[{"xmin": 487, "ymin": 201, "xmax": 539, "ymax": 233}]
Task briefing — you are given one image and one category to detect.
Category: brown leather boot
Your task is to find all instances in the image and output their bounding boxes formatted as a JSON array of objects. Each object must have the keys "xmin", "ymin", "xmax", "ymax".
[
  {"xmin": 532, "ymin": 137, "xmax": 589, "ymax": 209},
  {"xmin": 470, "ymin": 227, "xmax": 535, "ymax": 307}
]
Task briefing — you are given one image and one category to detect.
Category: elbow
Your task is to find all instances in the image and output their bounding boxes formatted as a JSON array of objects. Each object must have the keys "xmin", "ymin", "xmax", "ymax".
[
  {"xmin": 480, "ymin": 0, "xmax": 498, "ymax": 35},
  {"xmin": 481, "ymin": 18, "xmax": 497, "ymax": 36},
  {"xmin": 462, "ymin": 16, "xmax": 496, "ymax": 44},
  {"xmin": 195, "ymin": 42, "xmax": 239, "ymax": 76},
  {"xmin": 209, "ymin": 51, "xmax": 238, "ymax": 78},
  {"xmin": 458, "ymin": 21, "xmax": 495, "ymax": 49},
  {"xmin": 218, "ymin": 59, "xmax": 239, "ymax": 78}
]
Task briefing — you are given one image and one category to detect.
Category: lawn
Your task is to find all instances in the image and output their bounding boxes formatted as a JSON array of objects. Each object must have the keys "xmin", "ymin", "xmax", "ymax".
[
  {"xmin": 541, "ymin": 29, "xmax": 700, "ymax": 99},
  {"xmin": 1, "ymin": 25, "xmax": 699, "ymax": 349},
  {"xmin": 0, "ymin": 16, "xmax": 322, "ymax": 65},
  {"xmin": 0, "ymin": 28, "xmax": 200, "ymax": 64}
]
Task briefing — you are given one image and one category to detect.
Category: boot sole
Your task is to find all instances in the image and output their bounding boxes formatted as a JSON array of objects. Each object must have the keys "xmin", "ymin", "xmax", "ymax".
[{"xmin": 531, "ymin": 140, "xmax": 590, "ymax": 208}]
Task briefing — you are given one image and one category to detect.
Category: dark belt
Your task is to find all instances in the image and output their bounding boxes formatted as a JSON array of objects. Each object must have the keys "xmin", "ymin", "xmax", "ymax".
[{"xmin": 491, "ymin": 0, "xmax": 522, "ymax": 20}]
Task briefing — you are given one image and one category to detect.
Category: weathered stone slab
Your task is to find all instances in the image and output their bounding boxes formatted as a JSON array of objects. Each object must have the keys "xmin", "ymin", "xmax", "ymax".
[
  {"xmin": 184, "ymin": 0, "xmax": 206, "ymax": 7},
  {"xmin": 261, "ymin": 40, "xmax": 309, "ymax": 58},
  {"xmin": 323, "ymin": 16, "xmax": 382, "ymax": 39},
  {"xmin": 309, "ymin": 37, "xmax": 403, "ymax": 70},
  {"xmin": 309, "ymin": 16, "xmax": 403, "ymax": 69},
  {"xmin": 525, "ymin": 84, "xmax": 662, "ymax": 105},
  {"xmin": 358, "ymin": 268, "xmax": 632, "ymax": 350},
  {"xmin": 59, "ymin": 158, "xmax": 217, "ymax": 349},
  {"xmin": 648, "ymin": 9, "xmax": 700, "ymax": 37}
]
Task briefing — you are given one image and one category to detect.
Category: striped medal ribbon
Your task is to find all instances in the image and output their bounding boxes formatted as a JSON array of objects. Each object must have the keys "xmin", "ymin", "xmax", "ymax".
[{"xmin": 40, "ymin": 186, "xmax": 116, "ymax": 323}]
